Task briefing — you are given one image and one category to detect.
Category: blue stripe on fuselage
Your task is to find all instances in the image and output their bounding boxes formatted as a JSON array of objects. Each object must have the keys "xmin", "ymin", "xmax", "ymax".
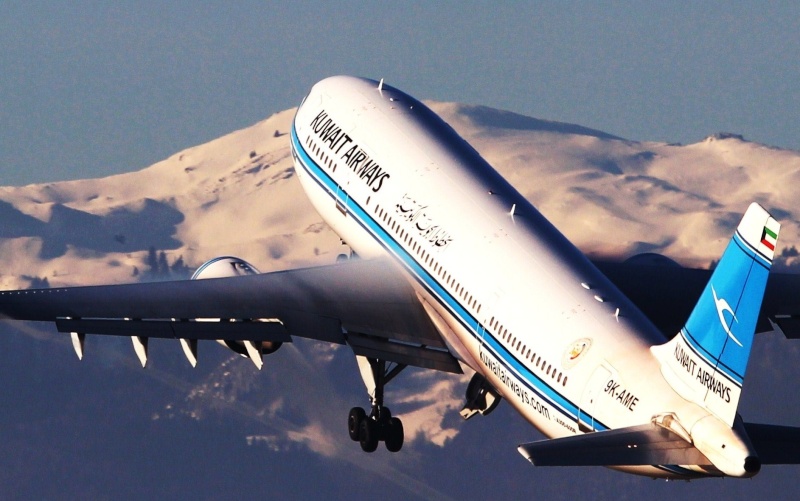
[{"xmin": 291, "ymin": 121, "xmax": 701, "ymax": 478}]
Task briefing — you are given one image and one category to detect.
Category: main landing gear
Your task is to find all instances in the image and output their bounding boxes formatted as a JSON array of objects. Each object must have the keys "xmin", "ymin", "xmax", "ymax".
[
  {"xmin": 459, "ymin": 373, "xmax": 502, "ymax": 420},
  {"xmin": 348, "ymin": 356, "xmax": 405, "ymax": 453}
]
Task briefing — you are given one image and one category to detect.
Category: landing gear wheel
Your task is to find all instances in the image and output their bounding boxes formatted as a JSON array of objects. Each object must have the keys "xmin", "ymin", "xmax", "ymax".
[
  {"xmin": 385, "ymin": 417, "xmax": 404, "ymax": 452},
  {"xmin": 359, "ymin": 418, "xmax": 379, "ymax": 452},
  {"xmin": 351, "ymin": 356, "xmax": 408, "ymax": 453},
  {"xmin": 377, "ymin": 406, "xmax": 391, "ymax": 424},
  {"xmin": 348, "ymin": 407, "xmax": 366, "ymax": 441}
]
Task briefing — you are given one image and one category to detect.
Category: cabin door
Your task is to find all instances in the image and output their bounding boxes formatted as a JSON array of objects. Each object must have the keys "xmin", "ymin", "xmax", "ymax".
[{"xmin": 578, "ymin": 365, "xmax": 611, "ymax": 432}]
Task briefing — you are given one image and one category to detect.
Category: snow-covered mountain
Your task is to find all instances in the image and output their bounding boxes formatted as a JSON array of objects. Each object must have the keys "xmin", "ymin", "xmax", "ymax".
[
  {"xmin": 0, "ymin": 107, "xmax": 339, "ymax": 290},
  {"xmin": 3, "ymin": 102, "xmax": 800, "ymax": 291},
  {"xmin": 2, "ymin": 104, "xmax": 800, "ymax": 500}
]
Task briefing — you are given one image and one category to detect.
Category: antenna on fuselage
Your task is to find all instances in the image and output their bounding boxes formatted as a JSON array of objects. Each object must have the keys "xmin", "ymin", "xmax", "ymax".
[{"xmin": 378, "ymin": 78, "xmax": 384, "ymax": 93}]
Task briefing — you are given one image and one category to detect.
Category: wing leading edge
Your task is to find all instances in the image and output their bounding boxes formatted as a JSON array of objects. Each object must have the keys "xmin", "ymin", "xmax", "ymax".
[{"xmin": 0, "ymin": 258, "xmax": 461, "ymax": 374}]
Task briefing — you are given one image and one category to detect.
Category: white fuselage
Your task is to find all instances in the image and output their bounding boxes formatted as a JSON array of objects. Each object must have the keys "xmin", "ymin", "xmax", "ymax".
[{"xmin": 290, "ymin": 76, "xmax": 725, "ymax": 478}]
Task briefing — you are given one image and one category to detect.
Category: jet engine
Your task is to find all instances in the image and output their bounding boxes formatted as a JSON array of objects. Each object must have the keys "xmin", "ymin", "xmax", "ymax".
[{"xmin": 191, "ymin": 256, "xmax": 283, "ymax": 363}]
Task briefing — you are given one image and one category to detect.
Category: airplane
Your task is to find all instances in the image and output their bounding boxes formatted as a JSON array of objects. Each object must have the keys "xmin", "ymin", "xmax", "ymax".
[{"xmin": 2, "ymin": 75, "xmax": 800, "ymax": 479}]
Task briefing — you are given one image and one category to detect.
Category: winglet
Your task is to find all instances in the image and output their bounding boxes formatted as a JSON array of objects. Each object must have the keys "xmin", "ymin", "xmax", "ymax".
[{"xmin": 652, "ymin": 203, "xmax": 779, "ymax": 425}]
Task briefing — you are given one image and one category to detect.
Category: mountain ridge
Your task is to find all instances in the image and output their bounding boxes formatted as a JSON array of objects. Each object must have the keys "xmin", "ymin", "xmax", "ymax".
[{"xmin": 2, "ymin": 103, "xmax": 800, "ymax": 291}]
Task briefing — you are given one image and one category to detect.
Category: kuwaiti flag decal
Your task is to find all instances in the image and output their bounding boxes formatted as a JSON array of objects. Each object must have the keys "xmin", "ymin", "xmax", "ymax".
[
  {"xmin": 758, "ymin": 220, "xmax": 780, "ymax": 262},
  {"xmin": 755, "ymin": 218, "xmax": 780, "ymax": 262},
  {"xmin": 761, "ymin": 226, "xmax": 778, "ymax": 252},
  {"xmin": 736, "ymin": 203, "xmax": 780, "ymax": 263}
]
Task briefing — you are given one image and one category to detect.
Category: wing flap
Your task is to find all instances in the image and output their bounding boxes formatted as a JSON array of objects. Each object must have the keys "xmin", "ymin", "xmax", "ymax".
[{"xmin": 517, "ymin": 423, "xmax": 711, "ymax": 467}]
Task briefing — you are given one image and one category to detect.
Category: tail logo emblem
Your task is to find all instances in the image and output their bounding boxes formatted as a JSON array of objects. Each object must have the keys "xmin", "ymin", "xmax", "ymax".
[{"xmin": 712, "ymin": 285, "xmax": 742, "ymax": 347}]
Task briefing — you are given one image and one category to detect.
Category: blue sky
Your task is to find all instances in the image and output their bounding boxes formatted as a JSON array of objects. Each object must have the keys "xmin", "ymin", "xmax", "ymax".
[{"xmin": 1, "ymin": 2, "xmax": 799, "ymax": 186}]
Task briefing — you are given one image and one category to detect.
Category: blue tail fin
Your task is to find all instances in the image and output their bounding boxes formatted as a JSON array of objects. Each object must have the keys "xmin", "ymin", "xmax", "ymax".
[{"xmin": 652, "ymin": 203, "xmax": 780, "ymax": 425}]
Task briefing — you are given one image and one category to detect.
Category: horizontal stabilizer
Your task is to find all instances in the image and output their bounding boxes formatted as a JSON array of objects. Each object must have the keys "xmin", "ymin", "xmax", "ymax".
[
  {"xmin": 744, "ymin": 422, "xmax": 800, "ymax": 464},
  {"xmin": 517, "ymin": 423, "xmax": 711, "ymax": 467}
]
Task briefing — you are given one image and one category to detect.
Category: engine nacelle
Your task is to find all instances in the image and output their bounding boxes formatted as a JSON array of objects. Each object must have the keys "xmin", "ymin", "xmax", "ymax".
[
  {"xmin": 192, "ymin": 256, "xmax": 283, "ymax": 357},
  {"xmin": 217, "ymin": 338, "xmax": 282, "ymax": 357},
  {"xmin": 191, "ymin": 256, "xmax": 262, "ymax": 279}
]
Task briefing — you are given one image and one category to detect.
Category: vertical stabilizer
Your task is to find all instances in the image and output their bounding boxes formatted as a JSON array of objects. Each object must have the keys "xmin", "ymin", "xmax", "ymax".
[{"xmin": 652, "ymin": 203, "xmax": 779, "ymax": 425}]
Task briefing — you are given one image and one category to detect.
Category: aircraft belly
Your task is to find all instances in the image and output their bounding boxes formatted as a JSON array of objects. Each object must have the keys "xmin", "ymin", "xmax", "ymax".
[
  {"xmin": 481, "ymin": 341, "xmax": 575, "ymax": 436},
  {"xmin": 404, "ymin": 262, "xmax": 578, "ymax": 439},
  {"xmin": 415, "ymin": 290, "xmax": 480, "ymax": 370}
]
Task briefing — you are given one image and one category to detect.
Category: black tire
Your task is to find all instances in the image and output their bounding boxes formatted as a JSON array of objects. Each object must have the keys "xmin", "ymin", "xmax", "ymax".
[
  {"xmin": 359, "ymin": 418, "xmax": 379, "ymax": 453},
  {"xmin": 348, "ymin": 407, "xmax": 366, "ymax": 441},
  {"xmin": 385, "ymin": 417, "xmax": 404, "ymax": 453},
  {"xmin": 378, "ymin": 406, "xmax": 392, "ymax": 424}
]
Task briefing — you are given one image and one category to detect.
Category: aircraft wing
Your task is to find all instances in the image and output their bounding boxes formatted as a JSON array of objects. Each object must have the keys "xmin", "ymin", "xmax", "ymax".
[
  {"xmin": 594, "ymin": 260, "xmax": 800, "ymax": 338},
  {"xmin": 0, "ymin": 258, "xmax": 462, "ymax": 374},
  {"xmin": 743, "ymin": 423, "xmax": 800, "ymax": 464}
]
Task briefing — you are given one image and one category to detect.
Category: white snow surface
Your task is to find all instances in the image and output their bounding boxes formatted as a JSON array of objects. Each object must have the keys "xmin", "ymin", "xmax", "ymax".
[{"xmin": 3, "ymin": 103, "xmax": 799, "ymax": 290}]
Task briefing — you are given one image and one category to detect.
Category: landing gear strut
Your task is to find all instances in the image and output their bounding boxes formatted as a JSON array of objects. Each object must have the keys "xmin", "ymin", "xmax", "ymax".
[{"xmin": 348, "ymin": 356, "xmax": 406, "ymax": 453}]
